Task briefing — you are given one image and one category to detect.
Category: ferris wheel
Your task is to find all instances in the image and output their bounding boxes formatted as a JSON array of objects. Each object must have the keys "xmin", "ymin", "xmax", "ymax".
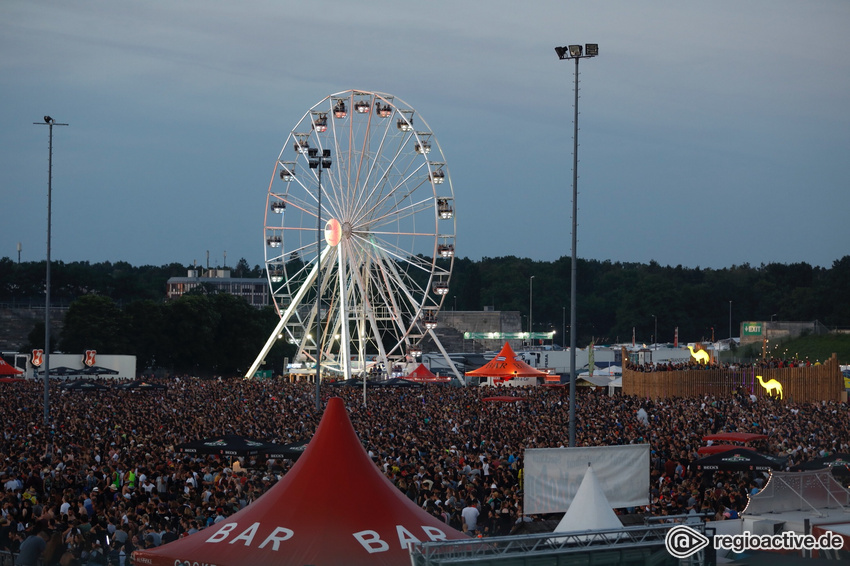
[{"xmin": 246, "ymin": 90, "xmax": 456, "ymax": 380}]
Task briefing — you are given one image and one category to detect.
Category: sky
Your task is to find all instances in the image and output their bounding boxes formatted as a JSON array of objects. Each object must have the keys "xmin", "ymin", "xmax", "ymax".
[{"xmin": 2, "ymin": 1, "xmax": 849, "ymax": 271}]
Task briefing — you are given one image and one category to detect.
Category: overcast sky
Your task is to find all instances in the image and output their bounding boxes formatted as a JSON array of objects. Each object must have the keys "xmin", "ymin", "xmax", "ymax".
[{"xmin": 2, "ymin": 1, "xmax": 848, "ymax": 270}]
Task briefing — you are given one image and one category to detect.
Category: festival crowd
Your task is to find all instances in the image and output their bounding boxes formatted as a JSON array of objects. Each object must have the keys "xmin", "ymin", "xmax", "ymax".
[
  {"xmin": 1, "ymin": 377, "xmax": 848, "ymax": 565},
  {"xmin": 626, "ymin": 355, "xmax": 822, "ymax": 372}
]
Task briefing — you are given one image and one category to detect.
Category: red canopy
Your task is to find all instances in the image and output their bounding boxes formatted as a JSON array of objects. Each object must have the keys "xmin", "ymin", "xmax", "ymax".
[
  {"xmin": 702, "ymin": 432, "xmax": 768, "ymax": 443},
  {"xmin": 402, "ymin": 363, "xmax": 449, "ymax": 383},
  {"xmin": 133, "ymin": 397, "xmax": 467, "ymax": 566},
  {"xmin": 0, "ymin": 358, "xmax": 23, "ymax": 376},
  {"xmin": 465, "ymin": 342, "xmax": 549, "ymax": 380},
  {"xmin": 697, "ymin": 444, "xmax": 757, "ymax": 455}
]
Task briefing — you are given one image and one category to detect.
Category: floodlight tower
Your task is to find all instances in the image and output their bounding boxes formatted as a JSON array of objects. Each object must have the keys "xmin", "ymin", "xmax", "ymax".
[
  {"xmin": 33, "ymin": 115, "xmax": 68, "ymax": 427},
  {"xmin": 555, "ymin": 44, "xmax": 598, "ymax": 447}
]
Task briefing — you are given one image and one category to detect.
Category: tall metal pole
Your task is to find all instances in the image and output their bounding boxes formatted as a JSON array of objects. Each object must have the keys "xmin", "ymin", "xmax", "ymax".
[
  {"xmin": 309, "ymin": 147, "xmax": 331, "ymax": 410},
  {"xmin": 529, "ymin": 275, "xmax": 534, "ymax": 335},
  {"xmin": 34, "ymin": 117, "xmax": 67, "ymax": 427},
  {"xmin": 568, "ymin": 55, "xmax": 579, "ymax": 447},
  {"xmin": 557, "ymin": 44, "xmax": 597, "ymax": 447},
  {"xmin": 315, "ymin": 166, "xmax": 324, "ymax": 411}
]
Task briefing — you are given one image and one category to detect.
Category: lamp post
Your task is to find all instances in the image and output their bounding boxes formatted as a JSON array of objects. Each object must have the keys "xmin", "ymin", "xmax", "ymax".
[
  {"xmin": 309, "ymin": 147, "xmax": 332, "ymax": 411},
  {"xmin": 555, "ymin": 43, "xmax": 598, "ymax": 447},
  {"xmin": 529, "ymin": 275, "xmax": 535, "ymax": 336},
  {"xmin": 34, "ymin": 116, "xmax": 67, "ymax": 427}
]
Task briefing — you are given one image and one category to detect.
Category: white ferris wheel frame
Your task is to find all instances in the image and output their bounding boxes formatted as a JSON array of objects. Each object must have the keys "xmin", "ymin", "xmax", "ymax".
[{"xmin": 245, "ymin": 90, "xmax": 460, "ymax": 381}]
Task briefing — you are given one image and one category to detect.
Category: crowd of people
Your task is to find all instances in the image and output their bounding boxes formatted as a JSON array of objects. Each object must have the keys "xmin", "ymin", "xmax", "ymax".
[
  {"xmin": 1, "ymin": 376, "xmax": 848, "ymax": 564},
  {"xmin": 626, "ymin": 355, "xmax": 823, "ymax": 372}
]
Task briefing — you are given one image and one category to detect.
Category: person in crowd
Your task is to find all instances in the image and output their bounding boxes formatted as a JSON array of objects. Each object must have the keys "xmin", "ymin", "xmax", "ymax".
[{"xmin": 15, "ymin": 529, "xmax": 50, "ymax": 566}]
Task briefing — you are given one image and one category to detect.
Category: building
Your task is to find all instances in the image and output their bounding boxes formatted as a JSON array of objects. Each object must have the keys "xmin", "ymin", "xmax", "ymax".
[{"xmin": 166, "ymin": 269, "xmax": 268, "ymax": 308}]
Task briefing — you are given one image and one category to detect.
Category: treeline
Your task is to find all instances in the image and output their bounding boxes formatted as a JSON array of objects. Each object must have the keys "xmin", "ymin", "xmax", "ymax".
[
  {"xmin": 24, "ymin": 293, "xmax": 289, "ymax": 377},
  {"xmin": 0, "ymin": 257, "xmax": 264, "ymax": 305},
  {"xmin": 2, "ymin": 255, "xmax": 849, "ymax": 374},
  {"xmin": 449, "ymin": 255, "xmax": 850, "ymax": 345}
]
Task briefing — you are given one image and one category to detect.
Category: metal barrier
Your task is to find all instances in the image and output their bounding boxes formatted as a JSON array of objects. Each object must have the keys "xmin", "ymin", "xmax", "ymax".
[{"xmin": 409, "ymin": 523, "xmax": 715, "ymax": 566}]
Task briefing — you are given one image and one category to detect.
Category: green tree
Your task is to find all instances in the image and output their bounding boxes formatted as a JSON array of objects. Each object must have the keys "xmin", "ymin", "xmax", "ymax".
[
  {"xmin": 160, "ymin": 294, "xmax": 221, "ymax": 375},
  {"xmin": 124, "ymin": 300, "xmax": 165, "ymax": 370},
  {"xmin": 59, "ymin": 295, "xmax": 129, "ymax": 353}
]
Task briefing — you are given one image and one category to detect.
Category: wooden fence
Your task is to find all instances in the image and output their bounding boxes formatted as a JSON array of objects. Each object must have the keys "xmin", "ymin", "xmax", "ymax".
[{"xmin": 623, "ymin": 353, "xmax": 843, "ymax": 402}]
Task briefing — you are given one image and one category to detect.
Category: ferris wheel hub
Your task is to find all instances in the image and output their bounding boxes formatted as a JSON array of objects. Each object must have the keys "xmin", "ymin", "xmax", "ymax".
[{"xmin": 325, "ymin": 218, "xmax": 342, "ymax": 247}]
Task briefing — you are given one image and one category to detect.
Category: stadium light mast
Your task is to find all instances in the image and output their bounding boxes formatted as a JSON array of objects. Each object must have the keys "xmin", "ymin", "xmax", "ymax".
[
  {"xmin": 34, "ymin": 115, "xmax": 68, "ymax": 427},
  {"xmin": 309, "ymin": 147, "xmax": 332, "ymax": 411},
  {"xmin": 555, "ymin": 43, "xmax": 598, "ymax": 447}
]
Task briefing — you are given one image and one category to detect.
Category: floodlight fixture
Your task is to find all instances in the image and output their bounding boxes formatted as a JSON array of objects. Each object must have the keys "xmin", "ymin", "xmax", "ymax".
[{"xmin": 555, "ymin": 44, "xmax": 598, "ymax": 60}]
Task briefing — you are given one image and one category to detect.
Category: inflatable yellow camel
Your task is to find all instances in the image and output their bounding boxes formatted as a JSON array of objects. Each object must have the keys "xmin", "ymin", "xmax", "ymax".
[
  {"xmin": 687, "ymin": 345, "xmax": 710, "ymax": 364},
  {"xmin": 756, "ymin": 375, "xmax": 783, "ymax": 399}
]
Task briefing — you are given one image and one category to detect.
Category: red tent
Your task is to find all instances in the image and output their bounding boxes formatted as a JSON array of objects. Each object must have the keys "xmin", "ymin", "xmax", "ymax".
[
  {"xmin": 702, "ymin": 432, "xmax": 767, "ymax": 443},
  {"xmin": 0, "ymin": 358, "xmax": 23, "ymax": 376},
  {"xmin": 465, "ymin": 342, "xmax": 549, "ymax": 383},
  {"xmin": 402, "ymin": 363, "xmax": 449, "ymax": 383},
  {"xmin": 133, "ymin": 397, "xmax": 467, "ymax": 566}
]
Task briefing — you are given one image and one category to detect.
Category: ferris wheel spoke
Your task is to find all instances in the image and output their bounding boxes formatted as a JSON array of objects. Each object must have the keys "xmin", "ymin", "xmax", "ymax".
[
  {"xmin": 345, "ymin": 112, "xmax": 413, "ymax": 221},
  {"xmin": 366, "ymin": 196, "xmax": 435, "ymax": 233},
  {"xmin": 352, "ymin": 122, "xmax": 410, "ymax": 218},
  {"xmin": 350, "ymin": 232, "xmax": 435, "ymax": 278},
  {"xmin": 352, "ymin": 139, "xmax": 425, "ymax": 226},
  {"xmin": 368, "ymin": 255, "xmax": 428, "ymax": 355}
]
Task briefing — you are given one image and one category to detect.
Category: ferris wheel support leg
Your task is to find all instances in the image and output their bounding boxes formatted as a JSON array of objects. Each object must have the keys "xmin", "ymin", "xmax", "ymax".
[
  {"xmin": 245, "ymin": 246, "xmax": 330, "ymax": 379},
  {"xmin": 244, "ymin": 311, "xmax": 292, "ymax": 379},
  {"xmin": 427, "ymin": 328, "xmax": 465, "ymax": 384},
  {"xmin": 349, "ymin": 259, "xmax": 391, "ymax": 377},
  {"xmin": 337, "ymin": 244, "xmax": 352, "ymax": 381}
]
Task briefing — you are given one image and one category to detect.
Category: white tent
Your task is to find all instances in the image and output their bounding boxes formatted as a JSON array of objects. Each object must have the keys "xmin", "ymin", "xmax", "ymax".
[
  {"xmin": 608, "ymin": 376, "xmax": 623, "ymax": 396},
  {"xmin": 553, "ymin": 464, "xmax": 623, "ymax": 539}
]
